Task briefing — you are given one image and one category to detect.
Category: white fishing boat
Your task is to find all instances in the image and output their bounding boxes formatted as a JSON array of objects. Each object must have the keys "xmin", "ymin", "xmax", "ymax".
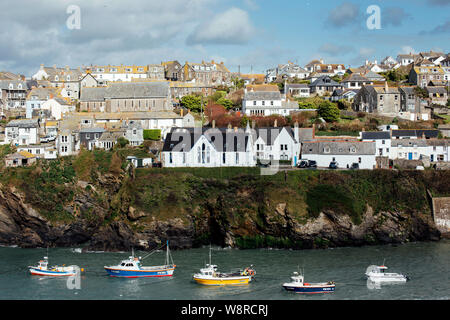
[
  {"xmin": 28, "ymin": 256, "xmax": 82, "ymax": 277},
  {"xmin": 365, "ymin": 265, "xmax": 409, "ymax": 283}
]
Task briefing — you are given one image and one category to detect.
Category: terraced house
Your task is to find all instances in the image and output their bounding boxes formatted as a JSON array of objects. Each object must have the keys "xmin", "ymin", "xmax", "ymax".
[
  {"xmin": 0, "ymin": 80, "xmax": 28, "ymax": 109},
  {"xmin": 83, "ymin": 64, "xmax": 149, "ymax": 84},
  {"xmin": 32, "ymin": 65, "xmax": 83, "ymax": 99},
  {"xmin": 182, "ymin": 60, "xmax": 232, "ymax": 86},
  {"xmin": 409, "ymin": 65, "xmax": 445, "ymax": 88}
]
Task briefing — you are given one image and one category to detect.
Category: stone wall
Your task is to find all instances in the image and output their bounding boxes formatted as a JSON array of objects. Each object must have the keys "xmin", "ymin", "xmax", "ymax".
[{"xmin": 432, "ymin": 197, "xmax": 450, "ymax": 236}]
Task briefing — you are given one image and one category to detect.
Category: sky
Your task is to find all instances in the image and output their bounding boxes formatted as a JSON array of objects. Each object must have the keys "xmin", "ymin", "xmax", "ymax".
[{"xmin": 1, "ymin": 0, "xmax": 449, "ymax": 77}]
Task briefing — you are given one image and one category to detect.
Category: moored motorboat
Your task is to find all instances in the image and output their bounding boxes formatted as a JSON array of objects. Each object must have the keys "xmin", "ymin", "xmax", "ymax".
[
  {"xmin": 192, "ymin": 246, "xmax": 255, "ymax": 286},
  {"xmin": 282, "ymin": 271, "xmax": 335, "ymax": 294},
  {"xmin": 104, "ymin": 241, "xmax": 176, "ymax": 278},
  {"xmin": 365, "ymin": 265, "xmax": 408, "ymax": 283},
  {"xmin": 28, "ymin": 256, "xmax": 81, "ymax": 277}
]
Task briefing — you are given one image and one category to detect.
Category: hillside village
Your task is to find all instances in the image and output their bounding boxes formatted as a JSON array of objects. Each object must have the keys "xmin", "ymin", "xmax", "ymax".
[{"xmin": 1, "ymin": 51, "xmax": 449, "ymax": 171}]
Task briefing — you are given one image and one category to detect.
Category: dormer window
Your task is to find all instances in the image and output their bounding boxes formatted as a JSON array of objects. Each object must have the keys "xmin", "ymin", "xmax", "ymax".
[
  {"xmin": 55, "ymin": 76, "xmax": 59, "ymax": 81},
  {"xmin": 9, "ymin": 83, "xmax": 13, "ymax": 89},
  {"xmin": 67, "ymin": 76, "xmax": 70, "ymax": 81},
  {"xmin": 350, "ymin": 146, "xmax": 356, "ymax": 153},
  {"xmin": 17, "ymin": 84, "xmax": 22, "ymax": 89},
  {"xmin": 324, "ymin": 146, "xmax": 331, "ymax": 153}
]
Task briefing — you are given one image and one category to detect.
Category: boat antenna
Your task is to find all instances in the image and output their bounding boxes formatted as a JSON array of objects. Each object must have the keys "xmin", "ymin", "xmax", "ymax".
[{"xmin": 209, "ymin": 244, "xmax": 212, "ymax": 266}]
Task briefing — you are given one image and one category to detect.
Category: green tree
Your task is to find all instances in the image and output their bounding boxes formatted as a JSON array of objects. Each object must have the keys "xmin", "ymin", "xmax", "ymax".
[
  {"xmin": 216, "ymin": 97, "xmax": 234, "ymax": 110},
  {"xmin": 181, "ymin": 94, "xmax": 203, "ymax": 112},
  {"xmin": 232, "ymin": 77, "xmax": 245, "ymax": 89},
  {"xmin": 116, "ymin": 137, "xmax": 129, "ymax": 148},
  {"xmin": 317, "ymin": 100, "xmax": 340, "ymax": 122}
]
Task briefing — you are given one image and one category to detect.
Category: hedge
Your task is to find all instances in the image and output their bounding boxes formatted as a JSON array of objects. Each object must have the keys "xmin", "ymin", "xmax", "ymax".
[{"xmin": 143, "ymin": 129, "xmax": 161, "ymax": 141}]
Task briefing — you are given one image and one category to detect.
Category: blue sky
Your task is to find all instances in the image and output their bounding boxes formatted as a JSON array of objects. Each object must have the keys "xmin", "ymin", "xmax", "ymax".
[{"xmin": 0, "ymin": 0, "xmax": 448, "ymax": 76}]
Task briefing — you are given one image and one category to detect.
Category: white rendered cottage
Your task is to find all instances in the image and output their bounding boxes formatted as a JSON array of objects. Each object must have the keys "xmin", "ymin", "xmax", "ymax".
[{"xmin": 162, "ymin": 127, "xmax": 256, "ymax": 167}]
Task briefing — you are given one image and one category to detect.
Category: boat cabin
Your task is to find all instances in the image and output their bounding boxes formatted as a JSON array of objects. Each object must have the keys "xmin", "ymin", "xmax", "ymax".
[
  {"xmin": 118, "ymin": 257, "xmax": 141, "ymax": 269},
  {"xmin": 37, "ymin": 257, "xmax": 49, "ymax": 269},
  {"xmin": 291, "ymin": 272, "xmax": 305, "ymax": 284},
  {"xmin": 199, "ymin": 264, "xmax": 217, "ymax": 276}
]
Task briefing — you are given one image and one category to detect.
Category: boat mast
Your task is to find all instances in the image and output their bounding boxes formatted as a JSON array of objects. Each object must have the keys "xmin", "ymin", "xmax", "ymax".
[{"xmin": 166, "ymin": 240, "xmax": 169, "ymax": 266}]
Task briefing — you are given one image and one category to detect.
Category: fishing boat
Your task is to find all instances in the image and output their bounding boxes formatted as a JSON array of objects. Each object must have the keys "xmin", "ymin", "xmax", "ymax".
[
  {"xmin": 365, "ymin": 265, "xmax": 408, "ymax": 283},
  {"xmin": 28, "ymin": 256, "xmax": 81, "ymax": 277},
  {"xmin": 104, "ymin": 241, "xmax": 176, "ymax": 278},
  {"xmin": 192, "ymin": 246, "xmax": 255, "ymax": 286},
  {"xmin": 282, "ymin": 271, "xmax": 335, "ymax": 294}
]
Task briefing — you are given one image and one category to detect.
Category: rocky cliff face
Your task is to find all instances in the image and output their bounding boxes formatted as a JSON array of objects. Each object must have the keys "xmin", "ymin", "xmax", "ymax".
[{"xmin": 0, "ymin": 171, "xmax": 443, "ymax": 252}]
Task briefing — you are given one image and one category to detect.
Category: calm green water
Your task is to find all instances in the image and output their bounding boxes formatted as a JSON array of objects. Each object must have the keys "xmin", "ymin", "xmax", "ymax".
[{"xmin": 1, "ymin": 240, "xmax": 449, "ymax": 300}]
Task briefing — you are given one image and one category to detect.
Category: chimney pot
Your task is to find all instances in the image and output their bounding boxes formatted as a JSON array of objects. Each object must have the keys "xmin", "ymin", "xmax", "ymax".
[
  {"xmin": 212, "ymin": 120, "xmax": 216, "ymax": 128},
  {"xmin": 274, "ymin": 119, "xmax": 278, "ymax": 127}
]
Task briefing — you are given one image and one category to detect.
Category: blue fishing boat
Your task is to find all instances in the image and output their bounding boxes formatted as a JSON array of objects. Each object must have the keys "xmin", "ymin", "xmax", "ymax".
[
  {"xmin": 104, "ymin": 241, "xmax": 176, "ymax": 278},
  {"xmin": 283, "ymin": 271, "xmax": 335, "ymax": 294}
]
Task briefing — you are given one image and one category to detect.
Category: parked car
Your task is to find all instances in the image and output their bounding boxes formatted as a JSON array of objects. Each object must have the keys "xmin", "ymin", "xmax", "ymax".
[
  {"xmin": 329, "ymin": 161, "xmax": 338, "ymax": 169},
  {"xmin": 350, "ymin": 163, "xmax": 359, "ymax": 170},
  {"xmin": 152, "ymin": 162, "xmax": 162, "ymax": 168},
  {"xmin": 308, "ymin": 160, "xmax": 317, "ymax": 168},
  {"xmin": 298, "ymin": 160, "xmax": 309, "ymax": 168},
  {"xmin": 416, "ymin": 166, "xmax": 425, "ymax": 171}
]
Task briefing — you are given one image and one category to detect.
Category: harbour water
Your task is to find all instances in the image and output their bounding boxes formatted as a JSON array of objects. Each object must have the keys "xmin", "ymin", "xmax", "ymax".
[{"xmin": 0, "ymin": 240, "xmax": 449, "ymax": 300}]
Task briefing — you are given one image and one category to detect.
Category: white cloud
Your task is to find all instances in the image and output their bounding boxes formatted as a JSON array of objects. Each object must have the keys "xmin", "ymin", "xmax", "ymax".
[
  {"xmin": 401, "ymin": 46, "xmax": 417, "ymax": 54},
  {"xmin": 186, "ymin": 7, "xmax": 255, "ymax": 45}
]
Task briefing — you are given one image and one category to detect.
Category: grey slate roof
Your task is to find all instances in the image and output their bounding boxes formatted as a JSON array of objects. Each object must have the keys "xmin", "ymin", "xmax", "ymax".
[
  {"xmin": 391, "ymin": 130, "xmax": 439, "ymax": 139},
  {"xmin": 80, "ymin": 82, "xmax": 170, "ymax": 101},
  {"xmin": 6, "ymin": 119, "xmax": 39, "ymax": 128},
  {"xmin": 0, "ymin": 80, "xmax": 28, "ymax": 90},
  {"xmin": 163, "ymin": 127, "xmax": 251, "ymax": 153},
  {"xmin": 253, "ymin": 127, "xmax": 296, "ymax": 145},
  {"xmin": 361, "ymin": 131, "xmax": 391, "ymax": 140},
  {"xmin": 341, "ymin": 73, "xmax": 370, "ymax": 83},
  {"xmin": 391, "ymin": 139, "xmax": 428, "ymax": 147},
  {"xmin": 245, "ymin": 91, "xmax": 281, "ymax": 100},
  {"xmin": 105, "ymin": 82, "xmax": 170, "ymax": 99},
  {"xmin": 79, "ymin": 127, "xmax": 106, "ymax": 133},
  {"xmin": 302, "ymin": 140, "xmax": 376, "ymax": 155},
  {"xmin": 80, "ymin": 87, "xmax": 107, "ymax": 101},
  {"xmin": 310, "ymin": 76, "xmax": 340, "ymax": 87}
]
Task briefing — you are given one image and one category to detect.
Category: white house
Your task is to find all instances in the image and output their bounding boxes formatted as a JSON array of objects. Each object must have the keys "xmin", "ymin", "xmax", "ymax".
[
  {"xmin": 4, "ymin": 119, "xmax": 40, "ymax": 146},
  {"xmin": 301, "ymin": 140, "xmax": 377, "ymax": 169},
  {"xmin": 18, "ymin": 143, "xmax": 58, "ymax": 160},
  {"xmin": 390, "ymin": 139, "xmax": 428, "ymax": 160},
  {"xmin": 162, "ymin": 127, "xmax": 256, "ymax": 167},
  {"xmin": 360, "ymin": 131, "xmax": 392, "ymax": 157},
  {"xmin": 41, "ymin": 97, "xmax": 75, "ymax": 120},
  {"xmin": 252, "ymin": 125, "xmax": 301, "ymax": 166},
  {"xmin": 242, "ymin": 85, "xmax": 298, "ymax": 116}
]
